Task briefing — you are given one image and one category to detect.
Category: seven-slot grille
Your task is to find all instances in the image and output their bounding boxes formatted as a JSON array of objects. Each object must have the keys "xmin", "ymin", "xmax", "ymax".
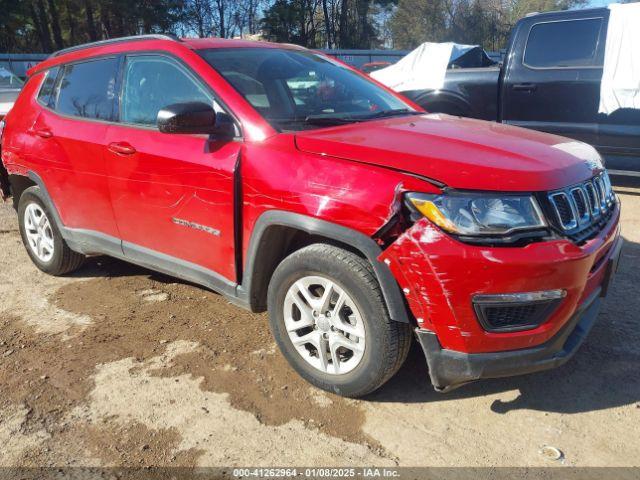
[{"xmin": 546, "ymin": 172, "xmax": 616, "ymax": 243}]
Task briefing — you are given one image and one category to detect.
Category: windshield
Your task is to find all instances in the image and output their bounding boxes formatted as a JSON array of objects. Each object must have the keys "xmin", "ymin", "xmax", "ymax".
[
  {"xmin": 0, "ymin": 67, "xmax": 24, "ymax": 89},
  {"xmin": 198, "ymin": 48, "xmax": 416, "ymax": 131}
]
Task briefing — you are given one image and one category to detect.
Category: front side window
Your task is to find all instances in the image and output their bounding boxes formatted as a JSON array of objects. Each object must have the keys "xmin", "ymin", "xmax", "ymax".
[
  {"xmin": 198, "ymin": 48, "xmax": 414, "ymax": 131},
  {"xmin": 55, "ymin": 57, "xmax": 118, "ymax": 120},
  {"xmin": 524, "ymin": 18, "xmax": 603, "ymax": 68},
  {"xmin": 121, "ymin": 55, "xmax": 213, "ymax": 126}
]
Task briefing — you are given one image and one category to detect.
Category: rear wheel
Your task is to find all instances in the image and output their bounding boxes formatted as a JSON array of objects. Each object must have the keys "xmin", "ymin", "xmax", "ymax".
[
  {"xmin": 18, "ymin": 187, "xmax": 85, "ymax": 275},
  {"xmin": 267, "ymin": 243, "xmax": 412, "ymax": 397}
]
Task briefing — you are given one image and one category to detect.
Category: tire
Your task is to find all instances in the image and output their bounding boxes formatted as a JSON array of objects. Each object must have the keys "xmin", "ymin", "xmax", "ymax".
[
  {"xmin": 18, "ymin": 187, "xmax": 85, "ymax": 276},
  {"xmin": 267, "ymin": 243, "xmax": 412, "ymax": 397}
]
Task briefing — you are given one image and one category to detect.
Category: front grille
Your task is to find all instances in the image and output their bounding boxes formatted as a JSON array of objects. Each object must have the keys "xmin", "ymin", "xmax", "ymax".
[
  {"xmin": 545, "ymin": 172, "xmax": 616, "ymax": 244},
  {"xmin": 571, "ymin": 188, "xmax": 588, "ymax": 221},
  {"xmin": 549, "ymin": 192, "xmax": 576, "ymax": 229},
  {"xmin": 473, "ymin": 299, "xmax": 562, "ymax": 332},
  {"xmin": 585, "ymin": 182, "xmax": 599, "ymax": 216}
]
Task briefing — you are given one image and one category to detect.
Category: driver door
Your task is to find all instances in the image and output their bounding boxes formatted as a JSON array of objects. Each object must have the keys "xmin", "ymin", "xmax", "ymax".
[{"xmin": 105, "ymin": 53, "xmax": 241, "ymax": 282}]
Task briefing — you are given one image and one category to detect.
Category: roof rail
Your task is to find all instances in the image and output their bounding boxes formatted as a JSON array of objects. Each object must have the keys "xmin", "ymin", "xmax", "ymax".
[{"xmin": 50, "ymin": 34, "xmax": 181, "ymax": 58}]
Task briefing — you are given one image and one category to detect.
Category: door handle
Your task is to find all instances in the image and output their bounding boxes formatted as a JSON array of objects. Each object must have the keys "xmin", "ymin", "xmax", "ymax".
[
  {"xmin": 512, "ymin": 83, "xmax": 537, "ymax": 92},
  {"xmin": 108, "ymin": 142, "xmax": 137, "ymax": 156},
  {"xmin": 33, "ymin": 128, "xmax": 53, "ymax": 139}
]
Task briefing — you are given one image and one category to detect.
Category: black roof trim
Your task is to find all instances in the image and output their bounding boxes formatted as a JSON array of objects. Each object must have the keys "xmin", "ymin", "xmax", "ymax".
[{"xmin": 49, "ymin": 34, "xmax": 181, "ymax": 58}]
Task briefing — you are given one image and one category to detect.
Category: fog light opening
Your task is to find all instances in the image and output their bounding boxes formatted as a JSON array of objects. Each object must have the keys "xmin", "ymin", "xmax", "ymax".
[{"xmin": 472, "ymin": 289, "xmax": 567, "ymax": 333}]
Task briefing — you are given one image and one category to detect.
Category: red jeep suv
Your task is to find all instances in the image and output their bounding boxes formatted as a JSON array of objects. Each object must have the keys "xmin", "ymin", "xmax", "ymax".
[{"xmin": 0, "ymin": 35, "xmax": 622, "ymax": 397}]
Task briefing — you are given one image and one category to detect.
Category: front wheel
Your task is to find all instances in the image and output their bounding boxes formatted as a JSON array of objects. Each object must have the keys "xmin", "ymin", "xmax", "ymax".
[{"xmin": 267, "ymin": 244, "xmax": 412, "ymax": 397}]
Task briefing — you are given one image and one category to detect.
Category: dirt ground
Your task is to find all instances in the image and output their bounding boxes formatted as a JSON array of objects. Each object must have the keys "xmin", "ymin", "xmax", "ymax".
[{"xmin": 0, "ymin": 187, "xmax": 639, "ymax": 469}]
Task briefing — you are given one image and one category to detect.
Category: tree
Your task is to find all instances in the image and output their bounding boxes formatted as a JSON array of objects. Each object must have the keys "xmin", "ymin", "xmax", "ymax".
[
  {"xmin": 390, "ymin": 0, "xmax": 448, "ymax": 49},
  {"xmin": 184, "ymin": 0, "xmax": 213, "ymax": 37},
  {"xmin": 390, "ymin": 0, "xmax": 588, "ymax": 50},
  {"xmin": 261, "ymin": 0, "xmax": 383, "ymax": 48},
  {"xmin": 0, "ymin": 0, "xmax": 602, "ymax": 54},
  {"xmin": 238, "ymin": 0, "xmax": 264, "ymax": 35},
  {"xmin": 0, "ymin": 0, "xmax": 185, "ymax": 52},
  {"xmin": 261, "ymin": 0, "xmax": 321, "ymax": 46},
  {"xmin": 322, "ymin": 0, "xmax": 334, "ymax": 47}
]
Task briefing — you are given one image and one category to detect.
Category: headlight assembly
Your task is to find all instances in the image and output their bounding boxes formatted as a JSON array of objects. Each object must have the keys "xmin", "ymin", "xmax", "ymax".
[{"xmin": 405, "ymin": 191, "xmax": 547, "ymax": 237}]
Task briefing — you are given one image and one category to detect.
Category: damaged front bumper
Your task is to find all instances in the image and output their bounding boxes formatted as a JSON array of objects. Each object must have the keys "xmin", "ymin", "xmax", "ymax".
[{"xmin": 415, "ymin": 236, "xmax": 623, "ymax": 392}]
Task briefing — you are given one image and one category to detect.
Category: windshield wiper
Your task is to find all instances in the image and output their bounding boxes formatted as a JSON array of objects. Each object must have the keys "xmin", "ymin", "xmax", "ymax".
[
  {"xmin": 275, "ymin": 109, "xmax": 422, "ymax": 129},
  {"xmin": 302, "ymin": 114, "xmax": 358, "ymax": 126},
  {"xmin": 361, "ymin": 108, "xmax": 423, "ymax": 120}
]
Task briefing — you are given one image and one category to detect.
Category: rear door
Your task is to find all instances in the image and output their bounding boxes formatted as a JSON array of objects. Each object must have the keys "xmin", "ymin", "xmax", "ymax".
[
  {"xmin": 104, "ymin": 53, "xmax": 241, "ymax": 282},
  {"xmin": 501, "ymin": 14, "xmax": 606, "ymax": 145},
  {"xmin": 27, "ymin": 58, "xmax": 120, "ymax": 237}
]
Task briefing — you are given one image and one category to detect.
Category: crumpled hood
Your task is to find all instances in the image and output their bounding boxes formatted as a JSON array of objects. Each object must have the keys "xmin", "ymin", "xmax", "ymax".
[{"xmin": 294, "ymin": 114, "xmax": 602, "ymax": 191}]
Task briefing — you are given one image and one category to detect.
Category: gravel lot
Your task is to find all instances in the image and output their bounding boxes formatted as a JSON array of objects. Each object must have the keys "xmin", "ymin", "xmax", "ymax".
[{"xmin": 0, "ymin": 187, "xmax": 639, "ymax": 468}]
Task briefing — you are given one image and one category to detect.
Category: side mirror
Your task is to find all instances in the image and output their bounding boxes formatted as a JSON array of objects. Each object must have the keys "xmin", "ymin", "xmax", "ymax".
[
  {"xmin": 211, "ymin": 111, "xmax": 238, "ymax": 139},
  {"xmin": 157, "ymin": 101, "xmax": 217, "ymax": 135}
]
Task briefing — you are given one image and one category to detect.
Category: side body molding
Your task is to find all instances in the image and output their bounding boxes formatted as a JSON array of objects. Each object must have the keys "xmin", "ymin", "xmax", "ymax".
[
  {"xmin": 26, "ymin": 170, "xmax": 241, "ymax": 305},
  {"xmin": 239, "ymin": 210, "xmax": 411, "ymax": 324},
  {"xmin": 26, "ymin": 172, "xmax": 411, "ymax": 323}
]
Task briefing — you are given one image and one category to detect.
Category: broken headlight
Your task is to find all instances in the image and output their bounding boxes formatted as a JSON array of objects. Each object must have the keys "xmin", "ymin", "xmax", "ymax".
[{"xmin": 405, "ymin": 191, "xmax": 547, "ymax": 237}]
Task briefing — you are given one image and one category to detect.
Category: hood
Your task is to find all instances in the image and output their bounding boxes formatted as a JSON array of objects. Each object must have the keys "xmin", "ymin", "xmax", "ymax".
[{"xmin": 294, "ymin": 114, "xmax": 601, "ymax": 192}]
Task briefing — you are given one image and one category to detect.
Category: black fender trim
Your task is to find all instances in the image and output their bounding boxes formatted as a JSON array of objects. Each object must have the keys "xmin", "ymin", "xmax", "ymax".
[
  {"xmin": 411, "ymin": 90, "xmax": 473, "ymax": 117},
  {"xmin": 122, "ymin": 240, "xmax": 239, "ymax": 302},
  {"xmin": 27, "ymin": 171, "xmax": 65, "ymax": 229},
  {"xmin": 0, "ymin": 162, "xmax": 10, "ymax": 200},
  {"xmin": 238, "ymin": 210, "xmax": 411, "ymax": 324}
]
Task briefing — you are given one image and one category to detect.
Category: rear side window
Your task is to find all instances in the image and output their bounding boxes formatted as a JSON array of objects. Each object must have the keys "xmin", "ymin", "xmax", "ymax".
[
  {"xmin": 121, "ymin": 55, "xmax": 212, "ymax": 126},
  {"xmin": 37, "ymin": 67, "xmax": 59, "ymax": 107},
  {"xmin": 524, "ymin": 18, "xmax": 603, "ymax": 68},
  {"xmin": 55, "ymin": 57, "xmax": 118, "ymax": 120}
]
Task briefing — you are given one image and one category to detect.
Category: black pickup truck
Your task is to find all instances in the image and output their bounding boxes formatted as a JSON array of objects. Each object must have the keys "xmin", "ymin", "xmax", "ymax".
[{"xmin": 402, "ymin": 7, "xmax": 640, "ymax": 177}]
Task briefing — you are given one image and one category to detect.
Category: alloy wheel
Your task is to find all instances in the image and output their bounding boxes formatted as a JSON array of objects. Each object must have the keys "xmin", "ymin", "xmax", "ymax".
[
  {"xmin": 24, "ymin": 203, "xmax": 55, "ymax": 263},
  {"xmin": 283, "ymin": 275, "xmax": 366, "ymax": 375}
]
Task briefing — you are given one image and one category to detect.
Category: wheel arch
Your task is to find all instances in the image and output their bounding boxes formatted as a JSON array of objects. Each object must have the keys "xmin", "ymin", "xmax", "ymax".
[
  {"xmin": 16, "ymin": 171, "xmax": 66, "ymax": 227},
  {"xmin": 414, "ymin": 90, "xmax": 472, "ymax": 117},
  {"xmin": 239, "ymin": 210, "xmax": 412, "ymax": 324},
  {"xmin": 7, "ymin": 174, "xmax": 37, "ymax": 210}
]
